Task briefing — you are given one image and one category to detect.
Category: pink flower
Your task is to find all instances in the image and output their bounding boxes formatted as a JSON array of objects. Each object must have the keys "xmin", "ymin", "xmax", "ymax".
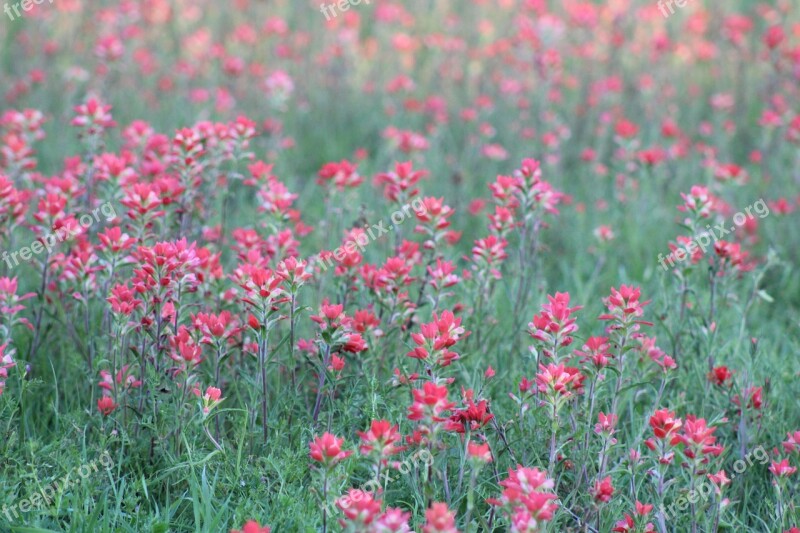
[
  {"xmin": 71, "ymin": 96, "xmax": 116, "ymax": 134},
  {"xmin": 675, "ymin": 416, "xmax": 723, "ymax": 460},
  {"xmin": 708, "ymin": 470, "xmax": 731, "ymax": 494},
  {"xmin": 527, "ymin": 292, "xmax": 582, "ymax": 357},
  {"xmin": 782, "ymin": 431, "xmax": 800, "ymax": 454},
  {"xmin": 598, "ymin": 285, "xmax": 652, "ymax": 332},
  {"xmin": 230, "ymin": 520, "xmax": 270, "ymax": 533},
  {"xmin": 649, "ymin": 409, "xmax": 683, "ymax": 440},
  {"xmin": 595, "ymin": 412, "xmax": 618, "ymax": 443},
  {"xmin": 592, "ymin": 476, "xmax": 614, "ymax": 504},
  {"xmin": 374, "ymin": 161, "xmax": 426, "ymax": 202},
  {"xmin": 336, "ymin": 489, "xmax": 382, "ymax": 528},
  {"xmin": 198, "ymin": 386, "xmax": 224, "ymax": 415},
  {"xmin": 449, "ymin": 397, "xmax": 494, "ymax": 433},
  {"xmin": 489, "ymin": 466, "xmax": 558, "ymax": 524},
  {"xmin": 422, "ymin": 502, "xmax": 459, "ymax": 533},
  {"xmin": 97, "ymin": 396, "xmax": 118, "ymax": 416},
  {"xmin": 375, "ymin": 508, "xmax": 412, "ymax": 532},
  {"xmin": 309, "ymin": 433, "xmax": 352, "ymax": 467},
  {"xmin": 357, "ymin": 420, "xmax": 405, "ymax": 459},
  {"xmin": 769, "ymin": 459, "xmax": 797, "ymax": 478},
  {"xmin": 467, "ymin": 442, "xmax": 493, "ymax": 464},
  {"xmin": 576, "ymin": 337, "xmax": 612, "ymax": 368},
  {"xmin": 536, "ymin": 363, "xmax": 583, "ymax": 400},
  {"xmin": 408, "ymin": 382, "xmax": 455, "ymax": 426},
  {"xmin": 318, "ymin": 160, "xmax": 362, "ymax": 191},
  {"xmin": 407, "ymin": 310, "xmax": 467, "ymax": 368},
  {"xmin": 192, "ymin": 311, "xmax": 242, "ymax": 344}
]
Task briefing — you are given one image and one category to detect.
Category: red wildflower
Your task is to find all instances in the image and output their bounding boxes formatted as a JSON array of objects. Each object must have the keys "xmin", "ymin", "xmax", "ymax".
[
  {"xmin": 649, "ymin": 409, "xmax": 683, "ymax": 440},
  {"xmin": 97, "ymin": 396, "xmax": 118, "ymax": 416},
  {"xmin": 407, "ymin": 310, "xmax": 467, "ymax": 368},
  {"xmin": 422, "ymin": 502, "xmax": 458, "ymax": 533},
  {"xmin": 309, "ymin": 433, "xmax": 352, "ymax": 467},
  {"xmin": 592, "ymin": 476, "xmax": 614, "ymax": 504},
  {"xmin": 528, "ymin": 292, "xmax": 582, "ymax": 358},
  {"xmin": 374, "ymin": 161, "xmax": 426, "ymax": 202},
  {"xmin": 230, "ymin": 520, "xmax": 271, "ymax": 533},
  {"xmin": 704, "ymin": 367, "xmax": 732, "ymax": 389},
  {"xmin": 357, "ymin": 419, "xmax": 406, "ymax": 459},
  {"xmin": 318, "ymin": 160, "xmax": 362, "ymax": 191},
  {"xmin": 336, "ymin": 489, "xmax": 382, "ymax": 528},
  {"xmin": 769, "ymin": 459, "xmax": 797, "ymax": 478},
  {"xmin": 408, "ymin": 382, "xmax": 455, "ymax": 425}
]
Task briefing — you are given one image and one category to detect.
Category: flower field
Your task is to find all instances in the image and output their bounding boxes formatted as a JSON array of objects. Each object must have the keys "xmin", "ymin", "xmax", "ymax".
[{"xmin": 1, "ymin": 1, "xmax": 799, "ymax": 532}]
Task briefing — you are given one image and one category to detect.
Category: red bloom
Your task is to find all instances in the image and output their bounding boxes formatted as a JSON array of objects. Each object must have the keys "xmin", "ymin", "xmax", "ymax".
[
  {"xmin": 422, "ymin": 502, "xmax": 458, "ymax": 533},
  {"xmin": 230, "ymin": 520, "xmax": 270, "ymax": 533},
  {"xmin": 708, "ymin": 470, "xmax": 731, "ymax": 492},
  {"xmin": 707, "ymin": 366, "xmax": 734, "ymax": 387},
  {"xmin": 576, "ymin": 336, "xmax": 612, "ymax": 368},
  {"xmin": 713, "ymin": 240, "xmax": 753, "ymax": 272},
  {"xmin": 98, "ymin": 365, "xmax": 141, "ymax": 394},
  {"xmin": 733, "ymin": 386, "xmax": 763, "ymax": 410},
  {"xmin": 595, "ymin": 412, "xmax": 618, "ymax": 444},
  {"xmin": 649, "ymin": 409, "xmax": 683, "ymax": 440},
  {"xmin": 336, "ymin": 489, "xmax": 382, "ymax": 528},
  {"xmin": 528, "ymin": 292, "xmax": 582, "ymax": 357},
  {"xmin": 449, "ymin": 397, "xmax": 494, "ymax": 433},
  {"xmin": 763, "ymin": 25, "xmax": 785, "ymax": 50},
  {"xmin": 467, "ymin": 442, "xmax": 493, "ymax": 463},
  {"xmin": 107, "ymin": 283, "xmax": 143, "ymax": 316},
  {"xmin": 612, "ymin": 501, "xmax": 655, "ymax": 532},
  {"xmin": 769, "ymin": 459, "xmax": 797, "ymax": 478},
  {"xmin": 192, "ymin": 311, "xmax": 242, "ymax": 344},
  {"xmin": 97, "ymin": 396, "xmax": 118, "ymax": 416},
  {"xmin": 357, "ymin": 419, "xmax": 406, "ymax": 459},
  {"xmin": 599, "ymin": 285, "xmax": 652, "ymax": 331},
  {"xmin": 414, "ymin": 196, "xmax": 454, "ymax": 234},
  {"xmin": 427, "ymin": 258, "xmax": 461, "ymax": 291},
  {"xmin": 98, "ymin": 227, "xmax": 135, "ymax": 254},
  {"xmin": 471, "ymin": 235, "xmax": 508, "ymax": 279},
  {"xmin": 309, "ymin": 300, "xmax": 368, "ymax": 354},
  {"xmin": 614, "ymin": 118, "xmax": 639, "ymax": 138},
  {"xmin": 408, "ymin": 382, "xmax": 455, "ymax": 425},
  {"xmin": 489, "ymin": 465, "xmax": 558, "ymax": 527},
  {"xmin": 638, "ymin": 147, "xmax": 667, "ymax": 166},
  {"xmin": 342, "ymin": 333, "xmax": 367, "ymax": 353},
  {"xmin": 374, "ymin": 160, "xmax": 427, "ymax": 202},
  {"xmin": 309, "ymin": 433, "xmax": 352, "ymax": 467},
  {"xmin": 384, "ymin": 127, "xmax": 429, "ymax": 153},
  {"xmin": 276, "ymin": 257, "xmax": 312, "ymax": 288},
  {"xmin": 71, "ymin": 96, "xmax": 116, "ymax": 134},
  {"xmin": 675, "ymin": 415, "xmax": 723, "ymax": 460},
  {"xmin": 536, "ymin": 363, "xmax": 582, "ymax": 399},
  {"xmin": 592, "ymin": 476, "xmax": 614, "ymax": 504},
  {"xmin": 677, "ymin": 185, "xmax": 714, "ymax": 219},
  {"xmin": 782, "ymin": 431, "xmax": 800, "ymax": 454},
  {"xmin": 351, "ymin": 309, "xmax": 382, "ymax": 337},
  {"xmin": 374, "ymin": 508, "xmax": 412, "ymax": 531},
  {"xmin": 318, "ymin": 160, "xmax": 362, "ymax": 191},
  {"xmin": 407, "ymin": 310, "xmax": 467, "ymax": 368}
]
